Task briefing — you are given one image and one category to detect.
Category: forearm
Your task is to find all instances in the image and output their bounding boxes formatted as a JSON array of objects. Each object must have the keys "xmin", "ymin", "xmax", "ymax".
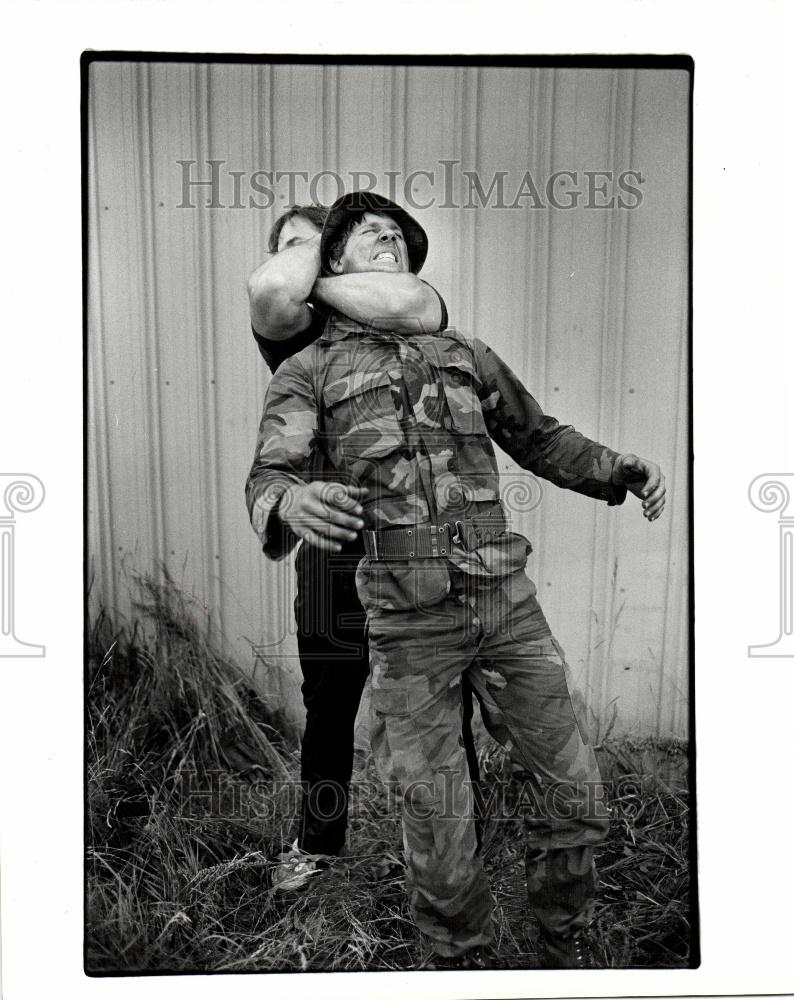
[
  {"xmin": 247, "ymin": 239, "xmax": 321, "ymax": 340},
  {"xmin": 312, "ymin": 273, "xmax": 443, "ymax": 333},
  {"xmin": 524, "ymin": 418, "xmax": 628, "ymax": 505},
  {"xmin": 246, "ymin": 360, "xmax": 318, "ymax": 558}
]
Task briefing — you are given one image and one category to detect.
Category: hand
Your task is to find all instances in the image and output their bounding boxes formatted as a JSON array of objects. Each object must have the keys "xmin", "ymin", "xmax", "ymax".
[
  {"xmin": 613, "ymin": 453, "xmax": 666, "ymax": 521},
  {"xmin": 278, "ymin": 481, "xmax": 368, "ymax": 551}
]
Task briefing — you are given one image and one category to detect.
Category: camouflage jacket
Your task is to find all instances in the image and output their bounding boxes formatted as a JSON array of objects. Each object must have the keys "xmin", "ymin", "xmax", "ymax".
[{"xmin": 246, "ymin": 316, "xmax": 627, "ymax": 595}]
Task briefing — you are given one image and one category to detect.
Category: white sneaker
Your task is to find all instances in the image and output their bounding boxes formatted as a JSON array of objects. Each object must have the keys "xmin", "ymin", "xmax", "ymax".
[{"xmin": 270, "ymin": 840, "xmax": 325, "ymax": 893}]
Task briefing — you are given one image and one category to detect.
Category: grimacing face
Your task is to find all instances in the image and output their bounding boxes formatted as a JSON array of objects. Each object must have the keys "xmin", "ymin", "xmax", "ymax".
[
  {"xmin": 277, "ymin": 215, "xmax": 321, "ymax": 252},
  {"xmin": 330, "ymin": 212, "xmax": 409, "ymax": 275}
]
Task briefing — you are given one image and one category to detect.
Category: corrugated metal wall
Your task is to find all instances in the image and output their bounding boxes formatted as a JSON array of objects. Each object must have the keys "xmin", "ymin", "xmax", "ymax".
[{"xmin": 87, "ymin": 61, "xmax": 690, "ymax": 737}]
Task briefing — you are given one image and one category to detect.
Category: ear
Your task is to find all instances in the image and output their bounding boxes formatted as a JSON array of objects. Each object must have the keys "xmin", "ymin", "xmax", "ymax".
[{"xmin": 329, "ymin": 256, "xmax": 343, "ymax": 274}]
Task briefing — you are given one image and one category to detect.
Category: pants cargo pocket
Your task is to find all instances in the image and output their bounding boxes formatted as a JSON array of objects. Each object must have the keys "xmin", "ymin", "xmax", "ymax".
[{"xmin": 356, "ymin": 559, "xmax": 452, "ymax": 613}]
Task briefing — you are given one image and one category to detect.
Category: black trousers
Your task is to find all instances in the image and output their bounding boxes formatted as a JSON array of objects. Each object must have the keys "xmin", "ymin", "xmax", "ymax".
[{"xmin": 294, "ymin": 538, "xmax": 482, "ymax": 856}]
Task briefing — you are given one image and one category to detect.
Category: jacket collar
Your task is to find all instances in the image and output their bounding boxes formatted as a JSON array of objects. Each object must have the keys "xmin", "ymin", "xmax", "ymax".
[
  {"xmin": 320, "ymin": 314, "xmax": 446, "ymax": 344},
  {"xmin": 320, "ymin": 315, "xmax": 368, "ymax": 342}
]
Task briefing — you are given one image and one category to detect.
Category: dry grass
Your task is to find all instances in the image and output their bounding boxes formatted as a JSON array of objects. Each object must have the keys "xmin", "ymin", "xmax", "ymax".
[{"xmin": 86, "ymin": 575, "xmax": 694, "ymax": 974}]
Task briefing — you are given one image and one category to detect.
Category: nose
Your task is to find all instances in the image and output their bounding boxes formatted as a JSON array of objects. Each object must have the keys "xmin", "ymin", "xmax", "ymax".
[{"xmin": 378, "ymin": 229, "xmax": 397, "ymax": 243}]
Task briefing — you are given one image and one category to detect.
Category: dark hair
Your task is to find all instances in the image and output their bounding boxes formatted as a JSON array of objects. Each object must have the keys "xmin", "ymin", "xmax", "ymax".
[{"xmin": 267, "ymin": 204, "xmax": 329, "ymax": 254}]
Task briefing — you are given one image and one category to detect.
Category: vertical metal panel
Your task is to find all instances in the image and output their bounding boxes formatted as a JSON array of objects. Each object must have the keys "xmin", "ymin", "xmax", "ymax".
[
  {"xmin": 540, "ymin": 68, "xmax": 609, "ymax": 707},
  {"xmin": 88, "ymin": 62, "xmax": 690, "ymax": 737},
  {"xmin": 87, "ymin": 72, "xmax": 117, "ymax": 615},
  {"xmin": 592, "ymin": 69, "xmax": 634, "ymax": 725}
]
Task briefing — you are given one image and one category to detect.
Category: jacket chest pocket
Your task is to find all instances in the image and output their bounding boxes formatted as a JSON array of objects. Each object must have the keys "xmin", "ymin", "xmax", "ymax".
[
  {"xmin": 322, "ymin": 371, "xmax": 404, "ymax": 460},
  {"xmin": 431, "ymin": 356, "xmax": 488, "ymax": 437}
]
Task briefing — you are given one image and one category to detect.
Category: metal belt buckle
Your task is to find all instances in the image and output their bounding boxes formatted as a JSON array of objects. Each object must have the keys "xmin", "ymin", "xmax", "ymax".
[
  {"xmin": 364, "ymin": 529, "xmax": 379, "ymax": 559},
  {"xmin": 452, "ymin": 520, "xmax": 465, "ymax": 548}
]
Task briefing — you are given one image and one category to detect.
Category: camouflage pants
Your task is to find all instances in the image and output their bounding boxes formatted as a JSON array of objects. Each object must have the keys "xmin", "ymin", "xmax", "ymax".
[{"xmin": 366, "ymin": 565, "xmax": 609, "ymax": 957}]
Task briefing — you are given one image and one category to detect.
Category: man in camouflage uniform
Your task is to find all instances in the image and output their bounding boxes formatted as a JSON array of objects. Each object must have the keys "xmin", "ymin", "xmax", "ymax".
[{"xmin": 246, "ymin": 191, "xmax": 666, "ymax": 967}]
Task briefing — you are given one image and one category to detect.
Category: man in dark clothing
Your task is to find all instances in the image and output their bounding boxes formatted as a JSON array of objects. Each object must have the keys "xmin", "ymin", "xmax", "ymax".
[{"xmin": 247, "ymin": 204, "xmax": 480, "ymax": 872}]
